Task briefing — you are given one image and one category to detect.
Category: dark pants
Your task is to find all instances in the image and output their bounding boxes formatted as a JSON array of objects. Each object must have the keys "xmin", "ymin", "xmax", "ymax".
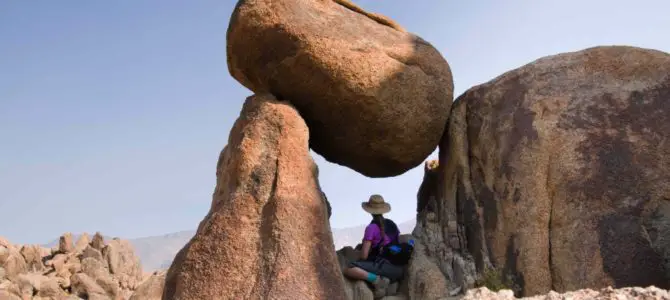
[{"xmin": 349, "ymin": 257, "xmax": 404, "ymax": 282}]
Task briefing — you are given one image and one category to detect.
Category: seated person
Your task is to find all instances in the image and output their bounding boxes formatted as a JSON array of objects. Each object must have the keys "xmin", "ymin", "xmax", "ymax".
[{"xmin": 343, "ymin": 194, "xmax": 404, "ymax": 299}]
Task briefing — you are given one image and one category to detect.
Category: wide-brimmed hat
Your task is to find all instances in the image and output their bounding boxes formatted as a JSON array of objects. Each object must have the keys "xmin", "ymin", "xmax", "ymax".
[{"xmin": 361, "ymin": 194, "xmax": 391, "ymax": 215}]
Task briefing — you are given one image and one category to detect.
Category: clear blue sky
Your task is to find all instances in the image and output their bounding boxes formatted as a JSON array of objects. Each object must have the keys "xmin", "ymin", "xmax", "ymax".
[{"xmin": 1, "ymin": 0, "xmax": 668, "ymax": 244}]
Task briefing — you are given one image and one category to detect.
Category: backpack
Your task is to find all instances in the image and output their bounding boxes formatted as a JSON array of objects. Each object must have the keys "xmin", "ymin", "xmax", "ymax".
[
  {"xmin": 371, "ymin": 219, "xmax": 415, "ymax": 266},
  {"xmin": 379, "ymin": 240, "xmax": 414, "ymax": 266}
]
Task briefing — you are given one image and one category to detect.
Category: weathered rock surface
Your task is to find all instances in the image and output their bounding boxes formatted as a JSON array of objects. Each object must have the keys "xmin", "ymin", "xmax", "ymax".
[
  {"xmin": 335, "ymin": 245, "xmax": 407, "ymax": 300},
  {"xmin": 2, "ymin": 247, "xmax": 27, "ymax": 282},
  {"xmin": 441, "ymin": 45, "xmax": 670, "ymax": 296},
  {"xmin": 20, "ymin": 245, "xmax": 45, "ymax": 273},
  {"xmin": 59, "ymin": 233, "xmax": 74, "ymax": 254},
  {"xmin": 227, "ymin": 0, "xmax": 453, "ymax": 177},
  {"xmin": 163, "ymin": 94, "xmax": 346, "ymax": 300},
  {"xmin": 71, "ymin": 272, "xmax": 108, "ymax": 299},
  {"xmin": 0, "ymin": 233, "xmax": 145, "ymax": 300},
  {"xmin": 129, "ymin": 271, "xmax": 166, "ymax": 300},
  {"xmin": 462, "ymin": 286, "xmax": 670, "ymax": 300},
  {"xmin": 336, "ymin": 246, "xmax": 375, "ymax": 300},
  {"xmin": 0, "ymin": 290, "xmax": 21, "ymax": 300},
  {"xmin": 102, "ymin": 239, "xmax": 143, "ymax": 290},
  {"xmin": 413, "ymin": 159, "xmax": 477, "ymax": 300},
  {"xmin": 74, "ymin": 233, "xmax": 91, "ymax": 253},
  {"xmin": 90, "ymin": 233, "xmax": 105, "ymax": 251}
]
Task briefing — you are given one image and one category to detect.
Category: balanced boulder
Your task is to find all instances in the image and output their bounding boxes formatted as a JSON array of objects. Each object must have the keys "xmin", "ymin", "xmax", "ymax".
[
  {"xmin": 442, "ymin": 45, "xmax": 670, "ymax": 296},
  {"xmin": 227, "ymin": 0, "xmax": 453, "ymax": 177},
  {"xmin": 163, "ymin": 94, "xmax": 346, "ymax": 300}
]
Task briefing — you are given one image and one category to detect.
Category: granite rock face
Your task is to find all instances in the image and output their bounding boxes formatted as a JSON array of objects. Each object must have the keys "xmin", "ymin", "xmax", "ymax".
[
  {"xmin": 163, "ymin": 94, "xmax": 346, "ymax": 300},
  {"xmin": 440, "ymin": 45, "xmax": 670, "ymax": 296},
  {"xmin": 227, "ymin": 0, "xmax": 453, "ymax": 177}
]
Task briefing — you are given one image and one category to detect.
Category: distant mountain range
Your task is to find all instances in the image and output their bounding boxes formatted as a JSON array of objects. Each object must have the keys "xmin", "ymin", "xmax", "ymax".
[{"xmin": 44, "ymin": 219, "xmax": 416, "ymax": 272}]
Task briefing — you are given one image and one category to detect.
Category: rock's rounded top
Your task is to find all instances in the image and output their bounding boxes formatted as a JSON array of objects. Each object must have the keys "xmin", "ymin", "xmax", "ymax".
[
  {"xmin": 227, "ymin": 0, "xmax": 453, "ymax": 177},
  {"xmin": 460, "ymin": 45, "xmax": 670, "ymax": 102}
]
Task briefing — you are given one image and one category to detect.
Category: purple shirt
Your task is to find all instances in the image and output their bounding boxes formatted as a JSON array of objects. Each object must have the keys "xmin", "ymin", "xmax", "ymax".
[{"xmin": 362, "ymin": 223, "xmax": 392, "ymax": 248}]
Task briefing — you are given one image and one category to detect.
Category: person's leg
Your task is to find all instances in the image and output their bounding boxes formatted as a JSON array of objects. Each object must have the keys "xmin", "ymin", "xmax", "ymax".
[
  {"xmin": 346, "ymin": 261, "xmax": 390, "ymax": 298},
  {"xmin": 377, "ymin": 263, "xmax": 405, "ymax": 282},
  {"xmin": 344, "ymin": 266, "xmax": 378, "ymax": 281}
]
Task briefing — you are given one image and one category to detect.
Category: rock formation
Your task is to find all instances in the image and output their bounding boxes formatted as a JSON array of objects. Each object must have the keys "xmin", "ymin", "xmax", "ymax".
[
  {"xmin": 6, "ymin": 3, "xmax": 667, "ymax": 300},
  {"xmin": 226, "ymin": 0, "xmax": 453, "ymax": 177},
  {"xmin": 0, "ymin": 233, "xmax": 154, "ymax": 300},
  {"xmin": 129, "ymin": 271, "xmax": 166, "ymax": 300},
  {"xmin": 434, "ymin": 45, "xmax": 670, "ymax": 296},
  {"xmin": 162, "ymin": 94, "xmax": 346, "ymax": 300}
]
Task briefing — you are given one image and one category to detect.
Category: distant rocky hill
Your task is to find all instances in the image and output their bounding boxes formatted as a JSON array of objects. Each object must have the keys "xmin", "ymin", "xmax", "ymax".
[{"xmin": 43, "ymin": 219, "xmax": 416, "ymax": 272}]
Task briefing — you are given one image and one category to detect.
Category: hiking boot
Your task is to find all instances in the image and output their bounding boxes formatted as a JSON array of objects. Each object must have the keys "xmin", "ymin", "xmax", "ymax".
[{"xmin": 372, "ymin": 276, "xmax": 390, "ymax": 299}]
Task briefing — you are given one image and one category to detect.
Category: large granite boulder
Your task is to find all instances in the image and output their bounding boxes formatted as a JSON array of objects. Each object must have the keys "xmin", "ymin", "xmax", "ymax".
[
  {"xmin": 163, "ymin": 94, "xmax": 346, "ymax": 300},
  {"xmin": 227, "ymin": 0, "xmax": 453, "ymax": 177},
  {"xmin": 441, "ymin": 45, "xmax": 670, "ymax": 296}
]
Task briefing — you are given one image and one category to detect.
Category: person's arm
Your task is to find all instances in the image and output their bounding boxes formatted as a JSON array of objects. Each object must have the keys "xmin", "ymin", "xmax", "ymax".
[{"xmin": 360, "ymin": 240, "xmax": 372, "ymax": 260}]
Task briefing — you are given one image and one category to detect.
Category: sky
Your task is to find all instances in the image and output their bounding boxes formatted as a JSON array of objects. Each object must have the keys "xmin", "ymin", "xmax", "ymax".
[{"xmin": 1, "ymin": 0, "xmax": 669, "ymax": 244}]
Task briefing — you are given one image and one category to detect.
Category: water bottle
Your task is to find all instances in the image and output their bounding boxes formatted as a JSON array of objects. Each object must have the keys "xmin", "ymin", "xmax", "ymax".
[
  {"xmin": 408, "ymin": 239, "xmax": 415, "ymax": 247},
  {"xmin": 389, "ymin": 245, "xmax": 401, "ymax": 254}
]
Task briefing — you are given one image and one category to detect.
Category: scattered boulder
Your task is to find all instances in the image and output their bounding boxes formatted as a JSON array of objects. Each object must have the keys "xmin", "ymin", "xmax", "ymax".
[
  {"xmin": 163, "ymin": 94, "xmax": 346, "ymax": 299},
  {"xmin": 38, "ymin": 276, "xmax": 67, "ymax": 298},
  {"xmin": 0, "ymin": 233, "xmax": 146, "ymax": 300},
  {"xmin": 442, "ymin": 45, "xmax": 670, "ymax": 296},
  {"xmin": 462, "ymin": 286, "xmax": 670, "ymax": 300},
  {"xmin": 90, "ymin": 232, "xmax": 105, "ymax": 251},
  {"xmin": 81, "ymin": 257, "xmax": 120, "ymax": 297},
  {"xmin": 0, "ymin": 246, "xmax": 9, "ymax": 265},
  {"xmin": 0, "ymin": 237, "xmax": 11, "ymax": 249},
  {"xmin": 58, "ymin": 233, "xmax": 74, "ymax": 254},
  {"xmin": 102, "ymin": 238, "xmax": 143, "ymax": 290},
  {"xmin": 227, "ymin": 0, "xmax": 453, "ymax": 177},
  {"xmin": 2, "ymin": 247, "xmax": 27, "ymax": 281},
  {"xmin": 19, "ymin": 245, "xmax": 46, "ymax": 272},
  {"xmin": 71, "ymin": 272, "xmax": 108, "ymax": 299},
  {"xmin": 74, "ymin": 233, "xmax": 91, "ymax": 253},
  {"xmin": 0, "ymin": 290, "xmax": 21, "ymax": 300},
  {"xmin": 46, "ymin": 253, "xmax": 68, "ymax": 277},
  {"xmin": 81, "ymin": 245, "xmax": 104, "ymax": 262},
  {"xmin": 16, "ymin": 273, "xmax": 47, "ymax": 298},
  {"xmin": 345, "ymin": 280, "xmax": 375, "ymax": 300},
  {"xmin": 129, "ymin": 271, "xmax": 166, "ymax": 300}
]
